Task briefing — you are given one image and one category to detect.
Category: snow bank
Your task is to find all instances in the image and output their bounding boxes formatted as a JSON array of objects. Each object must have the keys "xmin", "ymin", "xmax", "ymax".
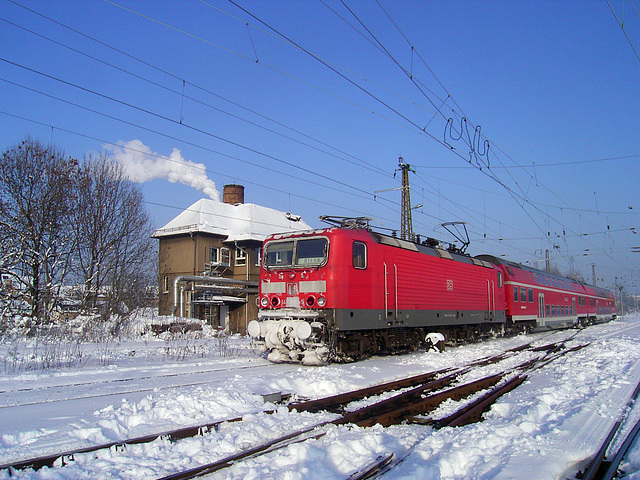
[{"xmin": 1, "ymin": 315, "xmax": 640, "ymax": 479}]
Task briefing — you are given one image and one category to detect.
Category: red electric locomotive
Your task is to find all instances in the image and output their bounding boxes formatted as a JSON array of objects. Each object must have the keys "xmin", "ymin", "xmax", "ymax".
[{"xmin": 247, "ymin": 217, "xmax": 616, "ymax": 365}]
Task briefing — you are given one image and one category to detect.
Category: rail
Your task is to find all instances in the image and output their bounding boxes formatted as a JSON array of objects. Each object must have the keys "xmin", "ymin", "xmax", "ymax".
[
  {"xmin": 1, "ymin": 338, "xmax": 583, "ymax": 480},
  {"xmin": 577, "ymin": 370, "xmax": 640, "ymax": 480}
]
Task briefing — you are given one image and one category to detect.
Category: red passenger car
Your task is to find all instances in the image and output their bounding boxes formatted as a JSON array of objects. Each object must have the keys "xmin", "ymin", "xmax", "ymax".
[{"xmin": 478, "ymin": 256, "xmax": 616, "ymax": 330}]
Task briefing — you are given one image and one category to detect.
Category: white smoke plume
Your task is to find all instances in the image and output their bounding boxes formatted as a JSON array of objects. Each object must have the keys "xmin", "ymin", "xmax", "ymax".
[{"xmin": 106, "ymin": 139, "xmax": 220, "ymax": 201}]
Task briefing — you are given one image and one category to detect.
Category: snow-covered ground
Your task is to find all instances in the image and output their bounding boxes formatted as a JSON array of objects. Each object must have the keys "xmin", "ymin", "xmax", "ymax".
[{"xmin": 2, "ymin": 314, "xmax": 640, "ymax": 479}]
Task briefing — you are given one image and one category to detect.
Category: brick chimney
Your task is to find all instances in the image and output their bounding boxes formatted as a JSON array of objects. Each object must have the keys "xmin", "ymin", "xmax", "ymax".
[{"xmin": 223, "ymin": 184, "xmax": 244, "ymax": 205}]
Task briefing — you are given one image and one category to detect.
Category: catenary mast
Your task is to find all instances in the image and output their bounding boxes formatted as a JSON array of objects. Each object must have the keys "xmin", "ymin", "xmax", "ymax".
[{"xmin": 397, "ymin": 157, "xmax": 416, "ymax": 241}]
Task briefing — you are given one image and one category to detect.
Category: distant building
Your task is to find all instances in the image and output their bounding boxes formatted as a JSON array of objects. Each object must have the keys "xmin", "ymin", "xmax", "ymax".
[{"xmin": 152, "ymin": 185, "xmax": 310, "ymax": 334}]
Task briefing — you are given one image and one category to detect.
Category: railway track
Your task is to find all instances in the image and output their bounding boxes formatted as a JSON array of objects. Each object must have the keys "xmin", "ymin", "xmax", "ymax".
[
  {"xmin": 159, "ymin": 339, "xmax": 585, "ymax": 480},
  {"xmin": 576, "ymin": 360, "xmax": 640, "ymax": 480},
  {"xmin": 0, "ymin": 337, "xmax": 583, "ymax": 479}
]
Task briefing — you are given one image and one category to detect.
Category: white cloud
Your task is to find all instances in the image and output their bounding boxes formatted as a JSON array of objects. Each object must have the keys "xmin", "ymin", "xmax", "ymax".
[{"xmin": 106, "ymin": 139, "xmax": 220, "ymax": 201}]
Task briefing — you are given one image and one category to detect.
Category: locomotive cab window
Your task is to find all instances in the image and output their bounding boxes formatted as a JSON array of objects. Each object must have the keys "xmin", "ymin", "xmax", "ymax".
[
  {"xmin": 352, "ymin": 241, "xmax": 367, "ymax": 269},
  {"xmin": 264, "ymin": 241, "xmax": 294, "ymax": 267},
  {"xmin": 263, "ymin": 237, "xmax": 328, "ymax": 268},
  {"xmin": 296, "ymin": 238, "xmax": 328, "ymax": 266}
]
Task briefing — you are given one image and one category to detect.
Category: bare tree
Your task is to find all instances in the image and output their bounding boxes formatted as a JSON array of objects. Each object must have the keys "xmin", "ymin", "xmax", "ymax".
[
  {"xmin": 74, "ymin": 153, "xmax": 155, "ymax": 320},
  {"xmin": 0, "ymin": 139, "xmax": 156, "ymax": 335},
  {"xmin": 0, "ymin": 138, "xmax": 77, "ymax": 327}
]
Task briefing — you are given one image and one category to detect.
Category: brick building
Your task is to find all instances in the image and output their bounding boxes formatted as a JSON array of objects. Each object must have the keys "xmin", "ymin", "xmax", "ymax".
[{"xmin": 152, "ymin": 185, "xmax": 310, "ymax": 333}]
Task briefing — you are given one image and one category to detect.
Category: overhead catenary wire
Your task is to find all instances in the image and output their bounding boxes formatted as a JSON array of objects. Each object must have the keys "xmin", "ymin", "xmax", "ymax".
[
  {"xmin": 348, "ymin": 0, "xmax": 611, "ymax": 246},
  {"xmin": 607, "ymin": 0, "xmax": 640, "ymax": 63},
  {"xmin": 223, "ymin": 0, "xmax": 563, "ymax": 242},
  {"xmin": 99, "ymin": 0, "xmax": 613, "ymax": 248},
  {"xmin": 1, "ymin": 0, "xmax": 634, "ymax": 280}
]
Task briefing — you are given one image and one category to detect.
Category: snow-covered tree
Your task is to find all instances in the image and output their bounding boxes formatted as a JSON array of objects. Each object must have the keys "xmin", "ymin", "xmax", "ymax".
[
  {"xmin": 73, "ymin": 153, "xmax": 155, "ymax": 320},
  {"xmin": 0, "ymin": 138, "xmax": 77, "ymax": 328}
]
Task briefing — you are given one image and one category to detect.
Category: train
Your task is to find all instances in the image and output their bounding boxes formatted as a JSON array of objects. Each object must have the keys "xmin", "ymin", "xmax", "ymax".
[{"xmin": 247, "ymin": 217, "xmax": 616, "ymax": 365}]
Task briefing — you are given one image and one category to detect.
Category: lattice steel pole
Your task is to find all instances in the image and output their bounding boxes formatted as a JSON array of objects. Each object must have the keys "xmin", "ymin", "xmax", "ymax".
[{"xmin": 397, "ymin": 157, "xmax": 415, "ymax": 241}]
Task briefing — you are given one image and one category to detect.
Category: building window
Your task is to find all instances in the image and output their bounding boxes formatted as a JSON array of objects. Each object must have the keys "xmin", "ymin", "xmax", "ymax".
[
  {"xmin": 208, "ymin": 246, "xmax": 230, "ymax": 267},
  {"xmin": 255, "ymin": 247, "xmax": 262, "ymax": 267},
  {"xmin": 235, "ymin": 247, "xmax": 246, "ymax": 266},
  {"xmin": 352, "ymin": 242, "xmax": 367, "ymax": 269},
  {"xmin": 163, "ymin": 275, "xmax": 169, "ymax": 294}
]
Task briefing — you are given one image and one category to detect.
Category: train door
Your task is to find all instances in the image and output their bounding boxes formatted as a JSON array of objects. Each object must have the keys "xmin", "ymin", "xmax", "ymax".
[
  {"xmin": 538, "ymin": 293, "xmax": 545, "ymax": 325},
  {"xmin": 383, "ymin": 252, "xmax": 397, "ymax": 322},
  {"xmin": 486, "ymin": 279, "xmax": 495, "ymax": 320}
]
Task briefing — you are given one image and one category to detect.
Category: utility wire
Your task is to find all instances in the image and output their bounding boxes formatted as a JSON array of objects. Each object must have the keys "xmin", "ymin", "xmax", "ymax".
[
  {"xmin": 1, "ymin": 4, "xmax": 391, "ymax": 178},
  {"xmin": 0, "ymin": 109, "xmax": 397, "ymax": 226},
  {"xmin": 0, "ymin": 57, "xmax": 385, "ymax": 204},
  {"xmin": 2, "ymin": 0, "xmax": 632, "ymax": 272}
]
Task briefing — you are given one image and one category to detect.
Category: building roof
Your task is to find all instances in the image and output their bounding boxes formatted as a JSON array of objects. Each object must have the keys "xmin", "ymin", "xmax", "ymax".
[{"xmin": 151, "ymin": 198, "xmax": 311, "ymax": 243}]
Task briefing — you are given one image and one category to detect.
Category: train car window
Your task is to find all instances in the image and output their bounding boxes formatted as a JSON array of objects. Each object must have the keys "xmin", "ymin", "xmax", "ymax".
[
  {"xmin": 520, "ymin": 287, "xmax": 527, "ymax": 302},
  {"xmin": 546, "ymin": 305, "xmax": 550, "ymax": 317},
  {"xmin": 264, "ymin": 241, "xmax": 294, "ymax": 267},
  {"xmin": 296, "ymin": 238, "xmax": 328, "ymax": 266},
  {"xmin": 497, "ymin": 271, "xmax": 503, "ymax": 288},
  {"xmin": 513, "ymin": 286, "xmax": 519, "ymax": 302},
  {"xmin": 528, "ymin": 288, "xmax": 534, "ymax": 303},
  {"xmin": 352, "ymin": 241, "xmax": 367, "ymax": 269}
]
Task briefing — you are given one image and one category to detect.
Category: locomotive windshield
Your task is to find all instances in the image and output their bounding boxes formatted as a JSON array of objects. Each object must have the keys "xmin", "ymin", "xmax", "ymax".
[{"xmin": 263, "ymin": 237, "xmax": 328, "ymax": 268}]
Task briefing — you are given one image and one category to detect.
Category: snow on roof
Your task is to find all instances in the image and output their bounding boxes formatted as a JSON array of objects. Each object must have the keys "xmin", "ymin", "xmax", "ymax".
[{"xmin": 151, "ymin": 198, "xmax": 311, "ymax": 243}]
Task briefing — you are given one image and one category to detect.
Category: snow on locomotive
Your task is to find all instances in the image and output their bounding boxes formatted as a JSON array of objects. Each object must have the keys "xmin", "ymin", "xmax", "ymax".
[{"xmin": 247, "ymin": 218, "xmax": 616, "ymax": 365}]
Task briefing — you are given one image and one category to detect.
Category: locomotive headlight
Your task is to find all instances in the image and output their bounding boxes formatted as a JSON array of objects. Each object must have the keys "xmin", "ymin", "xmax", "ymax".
[
  {"xmin": 260, "ymin": 297, "xmax": 269, "ymax": 308},
  {"xmin": 317, "ymin": 296, "xmax": 326, "ymax": 307}
]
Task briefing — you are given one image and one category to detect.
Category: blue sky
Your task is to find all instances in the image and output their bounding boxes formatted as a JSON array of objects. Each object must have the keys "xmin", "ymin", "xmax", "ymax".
[{"xmin": 1, "ymin": 0, "xmax": 638, "ymax": 295}]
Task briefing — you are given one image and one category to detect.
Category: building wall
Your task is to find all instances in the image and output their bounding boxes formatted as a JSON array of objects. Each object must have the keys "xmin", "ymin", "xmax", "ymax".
[
  {"xmin": 158, "ymin": 234, "xmax": 197, "ymax": 317},
  {"xmin": 157, "ymin": 232, "xmax": 262, "ymax": 334}
]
